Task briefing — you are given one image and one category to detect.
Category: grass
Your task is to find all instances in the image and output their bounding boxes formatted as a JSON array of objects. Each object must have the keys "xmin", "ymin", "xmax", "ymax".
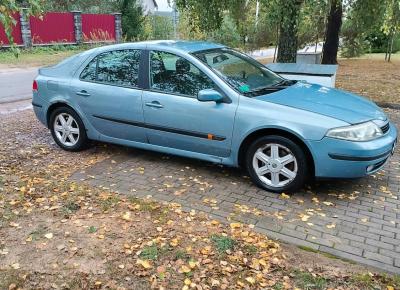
[
  {"xmin": 29, "ymin": 225, "xmax": 47, "ymax": 241},
  {"xmin": 293, "ymin": 270, "xmax": 328, "ymax": 290},
  {"xmin": 88, "ymin": 226, "xmax": 97, "ymax": 233},
  {"xmin": 128, "ymin": 196, "xmax": 161, "ymax": 212},
  {"xmin": 351, "ymin": 273, "xmax": 400, "ymax": 289},
  {"xmin": 211, "ymin": 235, "xmax": 236, "ymax": 254},
  {"xmin": 62, "ymin": 201, "xmax": 80, "ymax": 215},
  {"xmin": 174, "ymin": 249, "xmax": 191, "ymax": 261},
  {"xmin": 298, "ymin": 245, "xmax": 356, "ymax": 264},
  {"xmin": 0, "ymin": 44, "xmax": 98, "ymax": 67},
  {"xmin": 344, "ymin": 52, "xmax": 400, "ymax": 61},
  {"xmin": 139, "ymin": 245, "xmax": 160, "ymax": 261},
  {"xmin": 100, "ymin": 195, "xmax": 120, "ymax": 212}
]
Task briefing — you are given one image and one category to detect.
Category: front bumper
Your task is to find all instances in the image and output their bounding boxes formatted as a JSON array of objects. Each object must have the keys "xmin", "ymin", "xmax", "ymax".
[{"xmin": 308, "ymin": 122, "xmax": 397, "ymax": 178}]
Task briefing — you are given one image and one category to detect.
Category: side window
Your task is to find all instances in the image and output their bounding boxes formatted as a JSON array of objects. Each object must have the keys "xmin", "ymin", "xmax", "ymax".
[
  {"xmin": 80, "ymin": 50, "xmax": 141, "ymax": 88},
  {"xmin": 80, "ymin": 57, "xmax": 97, "ymax": 81},
  {"xmin": 150, "ymin": 51, "xmax": 215, "ymax": 97}
]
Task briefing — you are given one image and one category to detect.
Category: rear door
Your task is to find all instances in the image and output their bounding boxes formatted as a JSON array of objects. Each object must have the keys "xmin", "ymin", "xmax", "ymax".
[{"xmin": 71, "ymin": 49, "xmax": 147, "ymax": 143}]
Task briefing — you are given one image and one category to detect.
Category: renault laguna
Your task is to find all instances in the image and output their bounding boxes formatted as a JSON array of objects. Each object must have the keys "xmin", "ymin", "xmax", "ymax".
[{"xmin": 32, "ymin": 41, "xmax": 397, "ymax": 192}]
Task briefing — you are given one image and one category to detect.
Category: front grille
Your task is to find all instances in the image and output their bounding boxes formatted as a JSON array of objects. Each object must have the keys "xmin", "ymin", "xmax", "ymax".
[{"xmin": 381, "ymin": 123, "xmax": 390, "ymax": 134}]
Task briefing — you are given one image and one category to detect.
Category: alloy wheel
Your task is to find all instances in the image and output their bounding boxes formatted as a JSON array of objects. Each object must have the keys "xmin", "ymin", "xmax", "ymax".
[
  {"xmin": 53, "ymin": 113, "xmax": 80, "ymax": 147},
  {"xmin": 252, "ymin": 143, "xmax": 298, "ymax": 188}
]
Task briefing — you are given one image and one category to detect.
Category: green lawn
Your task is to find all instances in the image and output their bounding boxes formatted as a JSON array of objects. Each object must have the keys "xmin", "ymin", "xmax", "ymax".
[
  {"xmin": 345, "ymin": 52, "xmax": 400, "ymax": 61},
  {"xmin": 0, "ymin": 45, "xmax": 94, "ymax": 68}
]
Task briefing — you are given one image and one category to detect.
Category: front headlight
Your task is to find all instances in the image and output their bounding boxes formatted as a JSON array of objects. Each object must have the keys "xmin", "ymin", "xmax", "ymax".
[{"xmin": 326, "ymin": 121, "xmax": 383, "ymax": 141}]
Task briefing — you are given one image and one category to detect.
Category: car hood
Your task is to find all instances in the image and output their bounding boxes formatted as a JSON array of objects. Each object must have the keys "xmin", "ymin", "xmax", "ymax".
[{"xmin": 256, "ymin": 82, "xmax": 387, "ymax": 124}]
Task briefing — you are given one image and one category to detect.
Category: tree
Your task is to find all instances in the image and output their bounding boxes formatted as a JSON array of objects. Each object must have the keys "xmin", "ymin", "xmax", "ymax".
[
  {"xmin": 341, "ymin": 0, "xmax": 387, "ymax": 58},
  {"xmin": 383, "ymin": 0, "xmax": 400, "ymax": 61},
  {"xmin": 276, "ymin": 0, "xmax": 303, "ymax": 63},
  {"xmin": 321, "ymin": 0, "xmax": 342, "ymax": 64},
  {"xmin": 120, "ymin": 0, "xmax": 145, "ymax": 41},
  {"xmin": 298, "ymin": 0, "xmax": 327, "ymax": 51},
  {"xmin": 0, "ymin": 0, "xmax": 42, "ymax": 53},
  {"xmin": 175, "ymin": 0, "xmax": 228, "ymax": 32}
]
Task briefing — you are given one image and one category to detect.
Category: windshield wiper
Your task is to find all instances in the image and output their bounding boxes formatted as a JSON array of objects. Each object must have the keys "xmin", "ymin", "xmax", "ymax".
[
  {"xmin": 272, "ymin": 79, "xmax": 297, "ymax": 87},
  {"xmin": 244, "ymin": 80, "xmax": 297, "ymax": 97}
]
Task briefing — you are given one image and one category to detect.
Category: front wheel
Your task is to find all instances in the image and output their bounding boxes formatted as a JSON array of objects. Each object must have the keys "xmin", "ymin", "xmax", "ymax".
[
  {"xmin": 49, "ymin": 107, "xmax": 88, "ymax": 151},
  {"xmin": 245, "ymin": 135, "xmax": 308, "ymax": 193}
]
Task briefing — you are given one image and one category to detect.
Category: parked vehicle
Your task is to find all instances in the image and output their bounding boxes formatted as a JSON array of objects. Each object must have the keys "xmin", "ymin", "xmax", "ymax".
[{"xmin": 32, "ymin": 41, "xmax": 397, "ymax": 192}]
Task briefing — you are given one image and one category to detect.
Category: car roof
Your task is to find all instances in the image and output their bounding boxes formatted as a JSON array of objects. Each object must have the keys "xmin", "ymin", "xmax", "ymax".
[{"xmin": 85, "ymin": 40, "xmax": 225, "ymax": 55}]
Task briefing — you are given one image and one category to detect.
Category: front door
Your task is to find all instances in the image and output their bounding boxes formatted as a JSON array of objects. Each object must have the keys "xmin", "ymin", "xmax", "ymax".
[
  {"xmin": 142, "ymin": 50, "xmax": 237, "ymax": 157},
  {"xmin": 71, "ymin": 49, "xmax": 146, "ymax": 143}
]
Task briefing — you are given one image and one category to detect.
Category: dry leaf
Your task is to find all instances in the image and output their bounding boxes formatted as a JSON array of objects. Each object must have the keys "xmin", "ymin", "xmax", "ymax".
[
  {"xmin": 137, "ymin": 259, "xmax": 152, "ymax": 269},
  {"xmin": 44, "ymin": 233, "xmax": 53, "ymax": 239}
]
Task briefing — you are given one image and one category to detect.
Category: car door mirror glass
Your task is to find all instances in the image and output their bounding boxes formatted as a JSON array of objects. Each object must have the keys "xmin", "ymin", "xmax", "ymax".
[{"xmin": 197, "ymin": 89, "xmax": 223, "ymax": 103}]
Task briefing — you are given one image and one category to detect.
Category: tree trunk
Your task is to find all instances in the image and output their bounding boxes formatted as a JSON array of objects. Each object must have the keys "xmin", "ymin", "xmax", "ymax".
[
  {"xmin": 273, "ymin": 24, "xmax": 279, "ymax": 63},
  {"xmin": 276, "ymin": 0, "xmax": 302, "ymax": 63},
  {"xmin": 321, "ymin": 0, "xmax": 343, "ymax": 64},
  {"xmin": 388, "ymin": 31, "xmax": 395, "ymax": 62}
]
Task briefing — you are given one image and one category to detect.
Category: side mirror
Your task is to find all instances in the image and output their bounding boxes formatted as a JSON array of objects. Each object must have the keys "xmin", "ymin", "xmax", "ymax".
[{"xmin": 197, "ymin": 89, "xmax": 224, "ymax": 103}]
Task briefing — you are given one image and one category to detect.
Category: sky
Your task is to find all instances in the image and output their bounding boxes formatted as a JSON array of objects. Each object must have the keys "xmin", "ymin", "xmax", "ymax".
[{"xmin": 156, "ymin": 0, "xmax": 173, "ymax": 11}]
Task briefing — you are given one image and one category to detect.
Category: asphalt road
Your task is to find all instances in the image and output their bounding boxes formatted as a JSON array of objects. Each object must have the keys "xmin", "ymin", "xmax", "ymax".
[{"xmin": 0, "ymin": 67, "xmax": 38, "ymax": 104}]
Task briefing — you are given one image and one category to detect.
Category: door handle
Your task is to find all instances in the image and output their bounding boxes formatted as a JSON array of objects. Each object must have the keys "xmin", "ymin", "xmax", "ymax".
[
  {"xmin": 76, "ymin": 90, "xmax": 91, "ymax": 97},
  {"xmin": 145, "ymin": 101, "xmax": 164, "ymax": 108}
]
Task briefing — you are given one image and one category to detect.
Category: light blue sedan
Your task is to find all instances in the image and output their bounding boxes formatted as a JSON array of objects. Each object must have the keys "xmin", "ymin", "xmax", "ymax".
[{"xmin": 32, "ymin": 41, "xmax": 398, "ymax": 192}]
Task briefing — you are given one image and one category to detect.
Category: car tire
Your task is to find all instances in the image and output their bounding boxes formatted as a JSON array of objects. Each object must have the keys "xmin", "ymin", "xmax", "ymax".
[
  {"xmin": 245, "ymin": 135, "xmax": 308, "ymax": 193},
  {"xmin": 49, "ymin": 106, "xmax": 88, "ymax": 152}
]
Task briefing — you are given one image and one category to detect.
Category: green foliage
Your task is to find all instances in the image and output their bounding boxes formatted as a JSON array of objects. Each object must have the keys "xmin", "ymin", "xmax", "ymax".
[
  {"xmin": 42, "ymin": 0, "xmax": 116, "ymax": 13},
  {"xmin": 209, "ymin": 14, "xmax": 241, "ymax": 48},
  {"xmin": 366, "ymin": 30, "xmax": 400, "ymax": 53},
  {"xmin": 175, "ymin": 0, "xmax": 228, "ymax": 32},
  {"xmin": 293, "ymin": 270, "xmax": 328, "ymax": 290},
  {"xmin": 146, "ymin": 15, "xmax": 174, "ymax": 40},
  {"xmin": 139, "ymin": 245, "xmax": 159, "ymax": 260},
  {"xmin": 341, "ymin": 0, "xmax": 388, "ymax": 58},
  {"xmin": 0, "ymin": 0, "xmax": 42, "ymax": 55},
  {"xmin": 120, "ymin": 0, "xmax": 145, "ymax": 41},
  {"xmin": 298, "ymin": 0, "xmax": 328, "ymax": 49},
  {"xmin": 211, "ymin": 235, "xmax": 236, "ymax": 254}
]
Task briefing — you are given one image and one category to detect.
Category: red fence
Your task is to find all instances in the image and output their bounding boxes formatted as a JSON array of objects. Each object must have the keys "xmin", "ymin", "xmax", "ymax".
[
  {"xmin": 0, "ymin": 11, "xmax": 117, "ymax": 47},
  {"xmin": 30, "ymin": 12, "xmax": 75, "ymax": 44},
  {"xmin": 82, "ymin": 14, "xmax": 115, "ymax": 42},
  {"xmin": 0, "ymin": 13, "xmax": 23, "ymax": 45}
]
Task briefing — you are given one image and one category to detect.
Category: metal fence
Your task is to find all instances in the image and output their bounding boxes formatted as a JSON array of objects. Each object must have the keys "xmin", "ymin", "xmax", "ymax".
[{"xmin": 0, "ymin": 10, "xmax": 121, "ymax": 47}]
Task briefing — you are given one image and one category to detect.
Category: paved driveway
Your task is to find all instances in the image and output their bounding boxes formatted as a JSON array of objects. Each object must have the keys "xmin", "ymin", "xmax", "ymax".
[
  {"xmin": 72, "ymin": 109, "xmax": 400, "ymax": 274},
  {"xmin": 0, "ymin": 67, "xmax": 37, "ymax": 103}
]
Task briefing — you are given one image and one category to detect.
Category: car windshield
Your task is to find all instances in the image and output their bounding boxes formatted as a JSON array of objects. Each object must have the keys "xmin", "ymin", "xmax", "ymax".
[{"xmin": 193, "ymin": 48, "xmax": 291, "ymax": 96}]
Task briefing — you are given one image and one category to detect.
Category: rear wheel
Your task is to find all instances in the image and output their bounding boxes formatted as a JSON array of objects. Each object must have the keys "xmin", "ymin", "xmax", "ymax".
[
  {"xmin": 49, "ymin": 107, "xmax": 88, "ymax": 151},
  {"xmin": 245, "ymin": 135, "xmax": 308, "ymax": 193}
]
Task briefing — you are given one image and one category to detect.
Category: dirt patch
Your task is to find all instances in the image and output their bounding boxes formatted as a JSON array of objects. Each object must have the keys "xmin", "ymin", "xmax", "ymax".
[
  {"xmin": 1, "ymin": 109, "xmax": 399, "ymax": 289},
  {"xmin": 336, "ymin": 58, "xmax": 400, "ymax": 104}
]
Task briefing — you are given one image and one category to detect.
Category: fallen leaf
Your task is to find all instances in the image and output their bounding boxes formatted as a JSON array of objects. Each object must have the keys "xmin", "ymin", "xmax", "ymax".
[
  {"xmin": 44, "ymin": 233, "xmax": 53, "ymax": 239},
  {"xmin": 137, "ymin": 259, "xmax": 152, "ymax": 269},
  {"xmin": 280, "ymin": 193, "xmax": 290, "ymax": 199},
  {"xmin": 245, "ymin": 277, "xmax": 256, "ymax": 284}
]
